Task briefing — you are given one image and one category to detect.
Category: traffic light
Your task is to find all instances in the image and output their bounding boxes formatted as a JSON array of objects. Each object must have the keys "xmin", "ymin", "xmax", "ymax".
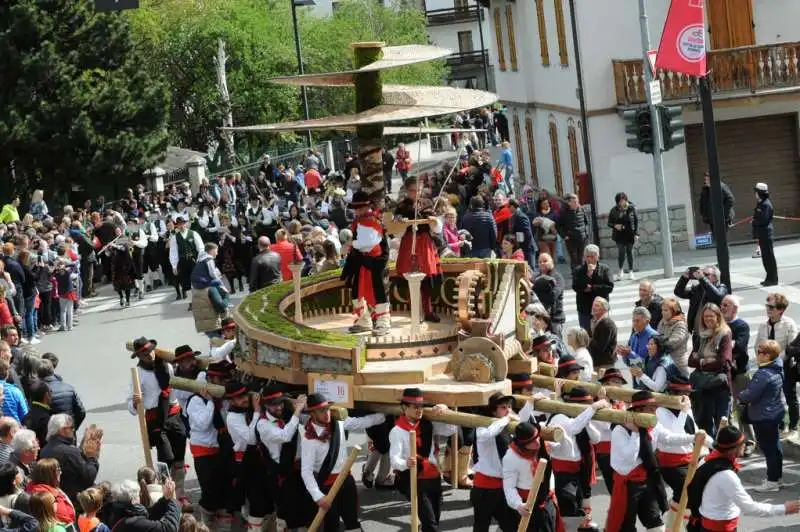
[
  {"xmin": 623, "ymin": 106, "xmax": 653, "ymax": 154},
  {"xmin": 659, "ymin": 105, "xmax": 685, "ymax": 152}
]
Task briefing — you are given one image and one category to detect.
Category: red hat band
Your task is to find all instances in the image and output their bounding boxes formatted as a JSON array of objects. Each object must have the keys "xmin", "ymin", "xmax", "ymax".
[
  {"xmin": 401, "ymin": 395, "xmax": 424, "ymax": 405},
  {"xmin": 565, "ymin": 395, "xmax": 593, "ymax": 403},
  {"xmin": 307, "ymin": 400, "xmax": 330, "ymax": 411},
  {"xmin": 262, "ymin": 391, "xmax": 283, "ymax": 401},
  {"xmin": 630, "ymin": 398, "xmax": 656, "ymax": 409},
  {"xmin": 716, "ymin": 433, "xmax": 745, "ymax": 450},
  {"xmin": 511, "ymin": 379, "xmax": 533, "ymax": 388},
  {"xmin": 227, "ymin": 386, "xmax": 247, "ymax": 398}
]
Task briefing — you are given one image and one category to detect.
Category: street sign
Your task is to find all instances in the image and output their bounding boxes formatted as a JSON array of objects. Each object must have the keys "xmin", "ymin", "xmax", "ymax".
[
  {"xmin": 95, "ymin": 0, "xmax": 140, "ymax": 12},
  {"xmin": 647, "ymin": 49, "xmax": 658, "ymax": 75},
  {"xmin": 649, "ymin": 80, "xmax": 662, "ymax": 105}
]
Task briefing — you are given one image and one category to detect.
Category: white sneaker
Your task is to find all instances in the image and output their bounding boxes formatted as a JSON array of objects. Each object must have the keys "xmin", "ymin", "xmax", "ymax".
[
  {"xmin": 19, "ymin": 338, "xmax": 28, "ymax": 345},
  {"xmin": 613, "ymin": 271, "xmax": 623, "ymax": 281},
  {"xmin": 628, "ymin": 271, "xmax": 636, "ymax": 281},
  {"xmin": 28, "ymin": 337, "xmax": 41, "ymax": 345},
  {"xmin": 754, "ymin": 480, "xmax": 780, "ymax": 492},
  {"xmin": 752, "ymin": 248, "xmax": 761, "ymax": 258}
]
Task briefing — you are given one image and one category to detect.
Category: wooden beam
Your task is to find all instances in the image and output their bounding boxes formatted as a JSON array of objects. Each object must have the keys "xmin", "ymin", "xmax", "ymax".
[
  {"xmin": 528, "ymin": 374, "xmax": 687, "ymax": 410},
  {"xmin": 512, "ymin": 395, "xmax": 656, "ymax": 428}
]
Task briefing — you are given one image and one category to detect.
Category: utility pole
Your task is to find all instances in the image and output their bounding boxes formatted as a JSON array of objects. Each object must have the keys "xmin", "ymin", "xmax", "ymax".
[
  {"xmin": 475, "ymin": 6, "xmax": 490, "ymax": 90},
  {"xmin": 638, "ymin": 0, "xmax": 674, "ymax": 278},
  {"xmin": 291, "ymin": 0, "xmax": 313, "ymax": 149}
]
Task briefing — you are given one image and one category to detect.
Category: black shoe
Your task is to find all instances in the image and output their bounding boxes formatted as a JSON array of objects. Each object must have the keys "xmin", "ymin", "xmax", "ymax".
[
  {"xmin": 175, "ymin": 293, "xmax": 182, "ymax": 301},
  {"xmin": 424, "ymin": 313, "xmax": 441, "ymax": 323},
  {"xmin": 125, "ymin": 300, "xmax": 131, "ymax": 308},
  {"xmin": 761, "ymin": 280, "xmax": 779, "ymax": 287},
  {"xmin": 119, "ymin": 299, "xmax": 124, "ymax": 307}
]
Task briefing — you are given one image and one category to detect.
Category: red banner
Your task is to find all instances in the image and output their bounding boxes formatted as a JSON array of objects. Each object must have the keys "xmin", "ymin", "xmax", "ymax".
[{"xmin": 655, "ymin": 0, "xmax": 707, "ymax": 77}]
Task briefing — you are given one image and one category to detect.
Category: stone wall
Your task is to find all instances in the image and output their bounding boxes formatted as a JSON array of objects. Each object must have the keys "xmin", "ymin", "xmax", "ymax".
[{"xmin": 597, "ymin": 205, "xmax": 690, "ymax": 259}]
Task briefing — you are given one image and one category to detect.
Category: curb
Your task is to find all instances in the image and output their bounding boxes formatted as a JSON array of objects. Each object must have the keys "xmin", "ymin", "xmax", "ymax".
[{"xmin": 781, "ymin": 434, "xmax": 800, "ymax": 460}]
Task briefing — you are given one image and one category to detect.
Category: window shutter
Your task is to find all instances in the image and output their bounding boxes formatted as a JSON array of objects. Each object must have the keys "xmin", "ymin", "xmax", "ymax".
[
  {"xmin": 535, "ymin": 0, "xmax": 550, "ymax": 66},
  {"xmin": 549, "ymin": 119, "xmax": 563, "ymax": 196},
  {"xmin": 493, "ymin": 8, "xmax": 506, "ymax": 71},
  {"xmin": 554, "ymin": 0, "xmax": 569, "ymax": 65},
  {"xmin": 505, "ymin": 5, "xmax": 519, "ymax": 71},
  {"xmin": 525, "ymin": 111, "xmax": 539, "ymax": 188}
]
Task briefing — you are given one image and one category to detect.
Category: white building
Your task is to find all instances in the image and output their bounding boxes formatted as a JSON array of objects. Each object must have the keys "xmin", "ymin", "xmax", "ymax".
[{"xmin": 488, "ymin": 0, "xmax": 800, "ymax": 256}]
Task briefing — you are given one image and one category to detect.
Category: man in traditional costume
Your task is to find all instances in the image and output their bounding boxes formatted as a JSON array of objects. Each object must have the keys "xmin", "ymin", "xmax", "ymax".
[
  {"xmin": 686, "ymin": 426, "xmax": 800, "ymax": 531},
  {"xmin": 209, "ymin": 318, "xmax": 238, "ymax": 363},
  {"xmin": 340, "ymin": 191, "xmax": 391, "ymax": 336},
  {"xmin": 592, "ymin": 368, "xmax": 628, "ymax": 495},
  {"xmin": 389, "ymin": 387, "xmax": 457, "ymax": 532},
  {"xmin": 169, "ymin": 216, "xmax": 204, "ymax": 301},
  {"xmin": 127, "ymin": 337, "xmax": 189, "ymax": 507},
  {"xmin": 393, "ymin": 177, "xmax": 442, "ymax": 323},
  {"xmin": 502, "ymin": 421, "xmax": 565, "ymax": 532},
  {"xmin": 300, "ymin": 393, "xmax": 385, "ymax": 532}
]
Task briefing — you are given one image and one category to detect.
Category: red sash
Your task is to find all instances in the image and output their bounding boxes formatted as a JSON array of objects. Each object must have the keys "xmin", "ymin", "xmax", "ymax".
[
  {"xmin": 700, "ymin": 516, "xmax": 739, "ymax": 531},
  {"xmin": 233, "ymin": 451, "xmax": 245, "ymax": 462},
  {"xmin": 595, "ymin": 441, "xmax": 611, "ymax": 454},
  {"xmin": 474, "ymin": 472, "xmax": 503, "ymax": 489},
  {"xmin": 656, "ymin": 450, "xmax": 692, "ymax": 468},
  {"xmin": 605, "ymin": 464, "xmax": 648, "ymax": 532},
  {"xmin": 190, "ymin": 444, "xmax": 219, "ymax": 457},
  {"xmin": 550, "ymin": 458, "xmax": 581, "ymax": 474},
  {"xmin": 395, "ymin": 416, "xmax": 440, "ymax": 480}
]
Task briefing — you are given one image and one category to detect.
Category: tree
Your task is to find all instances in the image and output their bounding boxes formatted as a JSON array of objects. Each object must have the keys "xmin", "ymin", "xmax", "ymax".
[{"xmin": 0, "ymin": 0, "xmax": 170, "ymax": 201}]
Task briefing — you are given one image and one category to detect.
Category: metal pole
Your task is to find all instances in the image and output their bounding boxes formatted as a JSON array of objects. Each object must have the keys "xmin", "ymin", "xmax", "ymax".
[
  {"xmin": 291, "ymin": 0, "xmax": 313, "ymax": 149},
  {"xmin": 567, "ymin": 0, "xmax": 599, "ymax": 246},
  {"xmin": 699, "ymin": 77, "xmax": 732, "ymax": 290},
  {"xmin": 638, "ymin": 0, "xmax": 674, "ymax": 278},
  {"xmin": 476, "ymin": 5, "xmax": 490, "ymax": 90}
]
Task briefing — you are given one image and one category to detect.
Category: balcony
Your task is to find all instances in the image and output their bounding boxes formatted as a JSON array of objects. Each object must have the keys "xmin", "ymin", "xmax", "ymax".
[
  {"xmin": 612, "ymin": 41, "xmax": 800, "ymax": 106},
  {"xmin": 446, "ymin": 49, "xmax": 488, "ymax": 68},
  {"xmin": 426, "ymin": 6, "xmax": 483, "ymax": 26}
]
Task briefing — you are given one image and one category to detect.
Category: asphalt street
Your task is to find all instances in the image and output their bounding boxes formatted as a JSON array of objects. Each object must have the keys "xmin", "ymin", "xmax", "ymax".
[{"xmin": 41, "ymin": 238, "xmax": 800, "ymax": 531}]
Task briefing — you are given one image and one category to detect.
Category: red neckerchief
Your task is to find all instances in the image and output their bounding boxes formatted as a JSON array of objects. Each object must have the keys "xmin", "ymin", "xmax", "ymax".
[
  {"xmin": 304, "ymin": 421, "xmax": 331, "ymax": 442},
  {"xmin": 266, "ymin": 411, "xmax": 285, "ymax": 428},
  {"xmin": 493, "ymin": 204, "xmax": 513, "ymax": 224},
  {"xmin": 395, "ymin": 415, "xmax": 419, "ymax": 432},
  {"xmin": 705, "ymin": 449, "xmax": 740, "ymax": 472},
  {"xmin": 511, "ymin": 442, "xmax": 542, "ymax": 475}
]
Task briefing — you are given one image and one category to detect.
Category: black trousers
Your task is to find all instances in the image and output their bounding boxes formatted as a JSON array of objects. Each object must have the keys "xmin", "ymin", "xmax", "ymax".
[
  {"xmin": 148, "ymin": 414, "xmax": 186, "ymax": 466},
  {"xmin": 470, "ymin": 486, "xmax": 518, "ymax": 532},
  {"xmin": 784, "ymin": 358, "xmax": 799, "ymax": 430},
  {"xmin": 510, "ymin": 496, "xmax": 560, "ymax": 532},
  {"xmin": 616, "ymin": 481, "xmax": 663, "ymax": 532},
  {"xmin": 396, "ymin": 471, "xmax": 443, "ymax": 532},
  {"xmin": 176, "ymin": 258, "xmax": 194, "ymax": 293},
  {"xmin": 194, "ymin": 452, "xmax": 225, "ymax": 512},
  {"xmin": 660, "ymin": 464, "xmax": 688, "ymax": 504},
  {"xmin": 229, "ymin": 448, "xmax": 272, "ymax": 516},
  {"xmin": 553, "ymin": 470, "xmax": 588, "ymax": 517},
  {"xmin": 596, "ymin": 452, "xmax": 614, "ymax": 495},
  {"xmin": 80, "ymin": 260, "xmax": 94, "ymax": 297},
  {"xmin": 319, "ymin": 474, "xmax": 361, "ymax": 532},
  {"xmin": 758, "ymin": 235, "xmax": 778, "ymax": 283},
  {"xmin": 276, "ymin": 471, "xmax": 306, "ymax": 529}
]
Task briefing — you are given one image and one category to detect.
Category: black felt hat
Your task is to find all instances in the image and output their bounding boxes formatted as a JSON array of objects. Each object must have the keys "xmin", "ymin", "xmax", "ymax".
[
  {"xmin": 220, "ymin": 318, "xmax": 237, "ymax": 331},
  {"xmin": 306, "ymin": 393, "xmax": 331, "ymax": 411},
  {"xmin": 348, "ymin": 190, "xmax": 371, "ymax": 209},
  {"xmin": 715, "ymin": 426, "xmax": 745, "ymax": 451},
  {"xmin": 563, "ymin": 386, "xmax": 594, "ymax": 404},
  {"xmin": 531, "ymin": 335, "xmax": 554, "ymax": 350},
  {"xmin": 224, "ymin": 379, "xmax": 248, "ymax": 399},
  {"xmin": 629, "ymin": 390, "xmax": 656, "ymax": 411},
  {"xmin": 598, "ymin": 367, "xmax": 628, "ymax": 385},
  {"xmin": 206, "ymin": 360, "xmax": 235, "ymax": 379},
  {"xmin": 513, "ymin": 422, "xmax": 540, "ymax": 445},
  {"xmin": 488, "ymin": 391, "xmax": 515, "ymax": 411},
  {"xmin": 509, "ymin": 372, "xmax": 533, "ymax": 391},
  {"xmin": 173, "ymin": 345, "xmax": 199, "ymax": 362},
  {"xmin": 400, "ymin": 387, "xmax": 424, "ymax": 405},
  {"xmin": 261, "ymin": 382, "xmax": 288, "ymax": 405},
  {"xmin": 666, "ymin": 374, "xmax": 693, "ymax": 394},
  {"xmin": 555, "ymin": 354, "xmax": 584, "ymax": 377},
  {"xmin": 131, "ymin": 337, "xmax": 157, "ymax": 358}
]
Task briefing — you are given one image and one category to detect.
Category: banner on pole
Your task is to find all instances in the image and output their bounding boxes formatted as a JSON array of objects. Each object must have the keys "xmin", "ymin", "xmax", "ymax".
[{"xmin": 655, "ymin": 0, "xmax": 706, "ymax": 77}]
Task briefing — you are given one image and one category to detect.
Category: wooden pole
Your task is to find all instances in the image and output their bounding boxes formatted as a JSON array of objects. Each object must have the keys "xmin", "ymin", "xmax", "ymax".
[
  {"xmin": 131, "ymin": 368, "xmax": 153, "ymax": 469},
  {"xmin": 513, "ymin": 396, "xmax": 657, "ymax": 429},
  {"xmin": 364, "ymin": 404, "xmax": 564, "ymax": 442},
  {"xmin": 125, "ymin": 342, "xmax": 210, "ymax": 369},
  {"xmin": 517, "ymin": 458, "xmax": 548, "ymax": 532},
  {"xmin": 452, "ymin": 407, "xmax": 459, "ymax": 489},
  {"xmin": 670, "ymin": 430, "xmax": 707, "ymax": 532},
  {"xmin": 409, "ymin": 430, "xmax": 420, "ymax": 532},
  {"xmin": 307, "ymin": 445, "xmax": 362, "ymax": 532},
  {"xmin": 528, "ymin": 374, "xmax": 687, "ymax": 409},
  {"xmin": 352, "ymin": 42, "xmax": 386, "ymax": 204}
]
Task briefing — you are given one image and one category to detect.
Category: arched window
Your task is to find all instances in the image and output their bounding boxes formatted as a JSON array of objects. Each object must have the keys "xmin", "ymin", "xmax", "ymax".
[
  {"xmin": 554, "ymin": 0, "xmax": 569, "ymax": 65},
  {"xmin": 535, "ymin": 0, "xmax": 550, "ymax": 66},
  {"xmin": 512, "ymin": 110, "xmax": 525, "ymax": 183},
  {"xmin": 567, "ymin": 118, "xmax": 580, "ymax": 193},
  {"xmin": 548, "ymin": 117, "xmax": 563, "ymax": 196},
  {"xmin": 493, "ymin": 8, "xmax": 506, "ymax": 72},
  {"xmin": 525, "ymin": 111, "xmax": 539, "ymax": 188},
  {"xmin": 505, "ymin": 5, "xmax": 519, "ymax": 71}
]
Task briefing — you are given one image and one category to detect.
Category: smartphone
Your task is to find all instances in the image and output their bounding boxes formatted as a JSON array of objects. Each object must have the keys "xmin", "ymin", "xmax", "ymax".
[{"xmin": 155, "ymin": 461, "xmax": 171, "ymax": 482}]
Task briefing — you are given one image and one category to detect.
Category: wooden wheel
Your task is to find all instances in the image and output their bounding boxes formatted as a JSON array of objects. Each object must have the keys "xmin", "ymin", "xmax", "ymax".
[{"xmin": 456, "ymin": 270, "xmax": 488, "ymax": 330}]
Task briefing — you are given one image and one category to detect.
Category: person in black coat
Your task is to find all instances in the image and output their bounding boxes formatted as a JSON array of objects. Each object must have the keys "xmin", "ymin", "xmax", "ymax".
[
  {"xmin": 249, "ymin": 237, "xmax": 282, "ymax": 291},
  {"xmin": 698, "ymin": 173, "xmax": 735, "ymax": 232},
  {"xmin": 571, "ymin": 244, "xmax": 614, "ymax": 332},
  {"xmin": 462, "ymin": 196, "xmax": 498, "ymax": 259},
  {"xmin": 558, "ymin": 193, "xmax": 590, "ymax": 270},
  {"xmin": 22, "ymin": 381, "xmax": 50, "ymax": 447},
  {"xmin": 39, "ymin": 414, "xmax": 99, "ymax": 505},
  {"xmin": 532, "ymin": 253, "xmax": 565, "ymax": 337},
  {"xmin": 508, "ymin": 199, "xmax": 536, "ymax": 272},
  {"xmin": 752, "ymin": 182, "xmax": 778, "ymax": 286},
  {"xmin": 673, "ymin": 265, "xmax": 729, "ymax": 333},
  {"xmin": 606, "ymin": 192, "xmax": 639, "ymax": 280},
  {"xmin": 635, "ymin": 280, "xmax": 663, "ymax": 329},
  {"xmin": 382, "ymin": 147, "xmax": 395, "ymax": 194},
  {"xmin": 103, "ymin": 479, "xmax": 180, "ymax": 532},
  {"xmin": 35, "ymin": 361, "xmax": 84, "ymax": 430}
]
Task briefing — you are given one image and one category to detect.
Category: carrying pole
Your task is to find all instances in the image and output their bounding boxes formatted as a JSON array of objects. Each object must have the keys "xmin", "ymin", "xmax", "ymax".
[{"xmin": 131, "ymin": 368, "xmax": 153, "ymax": 469}]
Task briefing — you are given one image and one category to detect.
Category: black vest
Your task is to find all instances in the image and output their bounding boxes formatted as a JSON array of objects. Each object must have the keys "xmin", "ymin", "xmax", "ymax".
[{"xmin": 687, "ymin": 457, "xmax": 736, "ymax": 525}]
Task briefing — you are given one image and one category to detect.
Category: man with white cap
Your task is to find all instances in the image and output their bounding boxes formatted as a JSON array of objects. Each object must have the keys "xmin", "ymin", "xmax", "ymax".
[{"xmin": 752, "ymin": 182, "xmax": 778, "ymax": 286}]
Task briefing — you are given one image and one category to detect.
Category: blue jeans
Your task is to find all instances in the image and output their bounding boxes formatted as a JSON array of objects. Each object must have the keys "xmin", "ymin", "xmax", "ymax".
[
  {"xmin": 752, "ymin": 419, "xmax": 783, "ymax": 481},
  {"xmin": 696, "ymin": 390, "xmax": 731, "ymax": 437},
  {"xmin": 578, "ymin": 313, "xmax": 592, "ymax": 334},
  {"xmin": 24, "ymin": 295, "xmax": 36, "ymax": 339}
]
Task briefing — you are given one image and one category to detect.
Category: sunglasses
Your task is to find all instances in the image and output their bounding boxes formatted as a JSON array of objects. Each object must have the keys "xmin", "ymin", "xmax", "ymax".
[{"xmin": 765, "ymin": 304, "xmax": 777, "ymax": 310}]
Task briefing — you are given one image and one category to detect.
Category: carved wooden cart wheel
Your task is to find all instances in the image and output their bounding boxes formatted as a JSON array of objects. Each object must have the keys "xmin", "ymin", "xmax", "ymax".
[
  {"xmin": 456, "ymin": 270, "xmax": 488, "ymax": 330},
  {"xmin": 451, "ymin": 336, "xmax": 508, "ymax": 383},
  {"xmin": 518, "ymin": 276, "xmax": 533, "ymax": 312}
]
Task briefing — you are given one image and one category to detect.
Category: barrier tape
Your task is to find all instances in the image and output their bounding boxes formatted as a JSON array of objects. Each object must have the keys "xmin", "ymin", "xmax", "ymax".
[{"xmin": 727, "ymin": 214, "xmax": 800, "ymax": 227}]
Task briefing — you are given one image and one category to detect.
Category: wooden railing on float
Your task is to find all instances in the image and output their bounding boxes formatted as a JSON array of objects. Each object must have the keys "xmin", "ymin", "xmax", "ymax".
[{"xmin": 613, "ymin": 41, "xmax": 800, "ymax": 105}]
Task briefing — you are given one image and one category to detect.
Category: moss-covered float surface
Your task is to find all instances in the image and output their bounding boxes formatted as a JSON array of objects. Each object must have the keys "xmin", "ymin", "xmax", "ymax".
[{"xmin": 236, "ymin": 258, "xmax": 528, "ymax": 350}]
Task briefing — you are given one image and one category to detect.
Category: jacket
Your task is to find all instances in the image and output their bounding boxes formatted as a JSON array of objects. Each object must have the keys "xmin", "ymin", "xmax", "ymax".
[
  {"xmin": 462, "ymin": 208, "xmax": 498, "ymax": 255},
  {"xmin": 41, "ymin": 376, "xmax": 85, "ymax": 429},
  {"xmin": 1, "ymin": 381, "xmax": 28, "ymax": 423},
  {"xmin": 510, "ymin": 210, "xmax": 534, "ymax": 252},
  {"xmin": 657, "ymin": 317, "xmax": 691, "ymax": 376},
  {"xmin": 25, "ymin": 483, "xmax": 75, "ymax": 524},
  {"xmin": 755, "ymin": 316, "xmax": 799, "ymax": 367},
  {"xmin": 189, "ymin": 254, "xmax": 222, "ymax": 290},
  {"xmin": 39, "ymin": 435, "xmax": 99, "ymax": 505},
  {"xmin": 558, "ymin": 205, "xmax": 589, "ymax": 242},
  {"xmin": 752, "ymin": 196, "xmax": 774, "ymax": 239},
  {"xmin": 740, "ymin": 357, "xmax": 785, "ymax": 422},
  {"xmin": 249, "ymin": 251, "xmax": 282, "ymax": 292},
  {"xmin": 728, "ymin": 317, "xmax": 751, "ymax": 376},
  {"xmin": 531, "ymin": 271, "xmax": 564, "ymax": 325},
  {"xmin": 571, "ymin": 262, "xmax": 614, "ymax": 315},
  {"xmin": 69, "ymin": 230, "xmax": 97, "ymax": 264},
  {"xmin": 636, "ymin": 294, "xmax": 663, "ymax": 329},
  {"xmin": 102, "ymin": 498, "xmax": 180, "ymax": 532},
  {"xmin": 673, "ymin": 276, "xmax": 729, "ymax": 333},
  {"xmin": 699, "ymin": 183, "xmax": 735, "ymax": 227},
  {"xmin": 589, "ymin": 316, "xmax": 617, "ymax": 367},
  {"xmin": 0, "ymin": 509, "xmax": 37, "ymax": 532},
  {"xmin": 607, "ymin": 204, "xmax": 638, "ymax": 244},
  {"xmin": 23, "ymin": 402, "xmax": 50, "ymax": 446}
]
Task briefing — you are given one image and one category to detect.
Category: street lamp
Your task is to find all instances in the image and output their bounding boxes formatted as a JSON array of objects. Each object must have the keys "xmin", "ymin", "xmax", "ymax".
[{"xmin": 291, "ymin": 0, "xmax": 315, "ymax": 149}]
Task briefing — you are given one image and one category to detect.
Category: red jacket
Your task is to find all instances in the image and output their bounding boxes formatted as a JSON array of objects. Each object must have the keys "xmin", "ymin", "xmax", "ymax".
[
  {"xmin": 270, "ymin": 240, "xmax": 303, "ymax": 281},
  {"xmin": 0, "ymin": 300, "xmax": 12, "ymax": 326},
  {"xmin": 27, "ymin": 483, "xmax": 76, "ymax": 524}
]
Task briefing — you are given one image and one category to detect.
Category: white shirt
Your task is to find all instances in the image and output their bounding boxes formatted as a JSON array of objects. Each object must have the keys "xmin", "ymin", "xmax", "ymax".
[
  {"xmin": 655, "ymin": 407, "xmax": 697, "ymax": 455},
  {"xmin": 389, "ymin": 419, "xmax": 458, "ymax": 472},
  {"xmin": 518, "ymin": 391, "xmax": 550, "ymax": 421},
  {"xmin": 169, "ymin": 229, "xmax": 204, "ymax": 269},
  {"xmin": 226, "ymin": 410, "xmax": 259, "ymax": 452},
  {"xmin": 594, "ymin": 420, "xmax": 613, "ymax": 444},
  {"xmin": 352, "ymin": 223, "xmax": 381, "ymax": 253},
  {"xmin": 573, "ymin": 347, "xmax": 594, "ymax": 382},
  {"xmin": 756, "ymin": 316, "xmax": 799, "ymax": 360},
  {"xmin": 301, "ymin": 414, "xmax": 385, "ymax": 501},
  {"xmin": 546, "ymin": 407, "xmax": 599, "ymax": 461},
  {"xmin": 502, "ymin": 447, "xmax": 554, "ymax": 510},
  {"xmin": 698, "ymin": 466, "xmax": 785, "ymax": 520},
  {"xmin": 637, "ymin": 366, "xmax": 667, "ymax": 392},
  {"xmin": 256, "ymin": 412, "xmax": 302, "ymax": 462},
  {"xmin": 610, "ymin": 424, "xmax": 696, "ymax": 475},
  {"xmin": 186, "ymin": 394, "xmax": 219, "ymax": 448},
  {"xmin": 175, "ymin": 371, "xmax": 206, "ymax": 413},
  {"xmin": 473, "ymin": 416, "xmax": 512, "ymax": 478},
  {"xmin": 210, "ymin": 339, "xmax": 236, "ymax": 363},
  {"xmin": 127, "ymin": 364, "xmax": 173, "ymax": 415}
]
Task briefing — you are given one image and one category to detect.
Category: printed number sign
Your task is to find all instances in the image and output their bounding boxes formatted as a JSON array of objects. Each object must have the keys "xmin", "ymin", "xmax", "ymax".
[{"xmin": 308, "ymin": 373, "xmax": 354, "ymax": 408}]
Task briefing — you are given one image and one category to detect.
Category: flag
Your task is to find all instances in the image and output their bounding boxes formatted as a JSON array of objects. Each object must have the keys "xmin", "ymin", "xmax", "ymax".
[{"xmin": 655, "ymin": 0, "xmax": 707, "ymax": 77}]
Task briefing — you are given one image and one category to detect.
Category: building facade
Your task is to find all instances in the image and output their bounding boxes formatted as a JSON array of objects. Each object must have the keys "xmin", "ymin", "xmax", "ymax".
[{"xmin": 488, "ymin": 0, "xmax": 800, "ymax": 256}]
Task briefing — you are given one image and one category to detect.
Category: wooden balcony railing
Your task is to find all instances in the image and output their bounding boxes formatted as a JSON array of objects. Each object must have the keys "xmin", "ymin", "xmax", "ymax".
[
  {"xmin": 446, "ymin": 49, "xmax": 488, "ymax": 68},
  {"xmin": 426, "ymin": 6, "xmax": 483, "ymax": 26},
  {"xmin": 613, "ymin": 41, "xmax": 800, "ymax": 106}
]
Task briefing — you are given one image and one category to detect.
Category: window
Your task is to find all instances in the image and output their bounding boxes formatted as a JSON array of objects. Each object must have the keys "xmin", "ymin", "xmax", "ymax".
[
  {"xmin": 535, "ymin": 0, "xmax": 550, "ymax": 66},
  {"xmin": 512, "ymin": 110, "xmax": 525, "ymax": 182},
  {"xmin": 554, "ymin": 0, "xmax": 569, "ymax": 65},
  {"xmin": 493, "ymin": 8, "xmax": 506, "ymax": 71},
  {"xmin": 567, "ymin": 119, "xmax": 580, "ymax": 192},
  {"xmin": 455, "ymin": 0, "xmax": 469, "ymax": 11},
  {"xmin": 457, "ymin": 31, "xmax": 474, "ymax": 54},
  {"xmin": 505, "ymin": 5, "xmax": 518, "ymax": 71},
  {"xmin": 548, "ymin": 117, "xmax": 563, "ymax": 196},
  {"xmin": 525, "ymin": 111, "xmax": 539, "ymax": 188}
]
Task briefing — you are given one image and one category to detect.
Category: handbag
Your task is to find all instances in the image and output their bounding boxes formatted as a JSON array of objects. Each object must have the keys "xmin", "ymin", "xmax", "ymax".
[{"xmin": 690, "ymin": 369, "xmax": 728, "ymax": 392}]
